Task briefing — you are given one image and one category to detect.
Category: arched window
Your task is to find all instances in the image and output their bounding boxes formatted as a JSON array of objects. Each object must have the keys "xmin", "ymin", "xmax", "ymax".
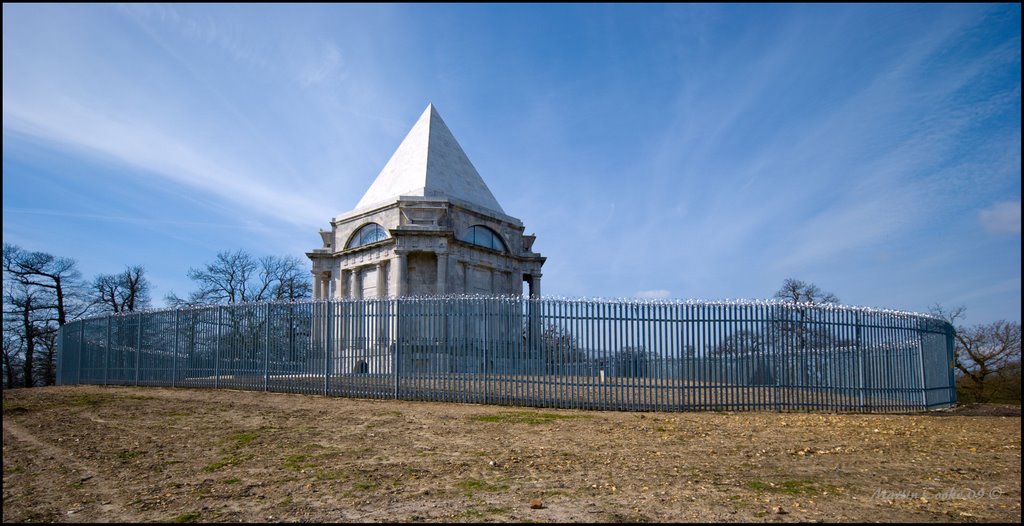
[
  {"xmin": 459, "ymin": 225, "xmax": 507, "ymax": 252},
  {"xmin": 346, "ymin": 223, "xmax": 389, "ymax": 249}
]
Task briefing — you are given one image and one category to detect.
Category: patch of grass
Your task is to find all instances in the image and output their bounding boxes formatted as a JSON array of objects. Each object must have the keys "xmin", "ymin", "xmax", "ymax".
[
  {"xmin": 780, "ymin": 480, "xmax": 817, "ymax": 495},
  {"xmin": 2, "ymin": 399, "xmax": 32, "ymax": 414},
  {"xmin": 471, "ymin": 411, "xmax": 589, "ymax": 425},
  {"xmin": 315, "ymin": 469, "xmax": 350, "ymax": 481},
  {"xmin": 283, "ymin": 447, "xmax": 353, "ymax": 471},
  {"xmin": 726, "ymin": 495, "xmax": 750, "ymax": 508},
  {"xmin": 452, "ymin": 508, "xmax": 485, "ymax": 520},
  {"xmin": 231, "ymin": 432, "xmax": 258, "ymax": 448},
  {"xmin": 284, "ymin": 454, "xmax": 312, "ymax": 471},
  {"xmin": 5, "ymin": 464, "xmax": 25, "ymax": 474},
  {"xmin": 223, "ymin": 477, "xmax": 241, "ymax": 484},
  {"xmin": 170, "ymin": 512, "xmax": 201, "ymax": 523},
  {"xmin": 352, "ymin": 481, "xmax": 378, "ymax": 491},
  {"xmin": 118, "ymin": 450, "xmax": 141, "ymax": 461},
  {"xmin": 69, "ymin": 393, "xmax": 114, "ymax": 407},
  {"xmin": 457, "ymin": 478, "xmax": 509, "ymax": 496},
  {"xmin": 202, "ymin": 431, "xmax": 260, "ymax": 472},
  {"xmin": 126, "ymin": 395, "xmax": 152, "ymax": 400},
  {"xmin": 745, "ymin": 480, "xmax": 771, "ymax": 492},
  {"xmin": 745, "ymin": 479, "xmax": 837, "ymax": 496},
  {"xmin": 202, "ymin": 453, "xmax": 254, "ymax": 473}
]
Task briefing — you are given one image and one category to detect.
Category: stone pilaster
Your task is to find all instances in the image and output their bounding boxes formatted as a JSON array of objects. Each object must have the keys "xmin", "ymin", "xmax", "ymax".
[{"xmin": 437, "ymin": 253, "xmax": 448, "ymax": 294}]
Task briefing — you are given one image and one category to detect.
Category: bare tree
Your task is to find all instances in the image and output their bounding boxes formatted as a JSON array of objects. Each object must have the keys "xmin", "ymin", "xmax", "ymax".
[
  {"xmin": 272, "ymin": 255, "xmax": 313, "ymax": 301},
  {"xmin": 2, "ymin": 331, "xmax": 23, "ymax": 388},
  {"xmin": 771, "ymin": 279, "xmax": 841, "ymax": 352},
  {"xmin": 93, "ymin": 265, "xmax": 152, "ymax": 313},
  {"xmin": 3, "ymin": 243, "xmax": 91, "ymax": 325},
  {"xmin": 713, "ymin": 329, "xmax": 766, "ymax": 356},
  {"xmin": 763, "ymin": 278, "xmax": 843, "ymax": 388},
  {"xmin": 773, "ymin": 278, "xmax": 839, "ymax": 305},
  {"xmin": 3, "ymin": 244, "xmax": 89, "ymax": 387},
  {"xmin": 169, "ymin": 250, "xmax": 311, "ymax": 306},
  {"xmin": 929, "ymin": 304, "xmax": 1022, "ymax": 402}
]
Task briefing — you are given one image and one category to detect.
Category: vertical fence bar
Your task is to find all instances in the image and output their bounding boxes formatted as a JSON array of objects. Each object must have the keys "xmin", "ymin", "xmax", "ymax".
[
  {"xmin": 856, "ymin": 311, "xmax": 865, "ymax": 411},
  {"xmin": 393, "ymin": 298, "xmax": 400, "ymax": 400},
  {"xmin": 215, "ymin": 306, "xmax": 222, "ymax": 390},
  {"xmin": 324, "ymin": 301, "xmax": 332, "ymax": 397},
  {"xmin": 172, "ymin": 309, "xmax": 179, "ymax": 388},
  {"xmin": 264, "ymin": 303, "xmax": 271, "ymax": 392},
  {"xmin": 76, "ymin": 320, "xmax": 85, "ymax": 385},
  {"xmin": 947, "ymin": 323, "xmax": 957, "ymax": 406},
  {"xmin": 56, "ymin": 324, "xmax": 64, "ymax": 385},
  {"xmin": 103, "ymin": 316, "xmax": 111, "ymax": 386},
  {"xmin": 134, "ymin": 313, "xmax": 142, "ymax": 386}
]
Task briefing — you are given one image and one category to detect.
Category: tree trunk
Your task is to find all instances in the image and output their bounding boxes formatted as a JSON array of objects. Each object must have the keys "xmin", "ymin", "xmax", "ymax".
[{"xmin": 21, "ymin": 299, "xmax": 35, "ymax": 388}]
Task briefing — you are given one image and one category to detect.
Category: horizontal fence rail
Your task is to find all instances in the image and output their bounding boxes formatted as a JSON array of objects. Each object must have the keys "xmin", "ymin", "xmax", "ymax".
[{"xmin": 57, "ymin": 297, "xmax": 957, "ymax": 413}]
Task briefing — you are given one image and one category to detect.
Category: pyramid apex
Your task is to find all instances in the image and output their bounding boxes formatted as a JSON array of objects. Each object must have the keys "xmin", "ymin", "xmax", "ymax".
[{"xmin": 352, "ymin": 106, "xmax": 505, "ymax": 214}]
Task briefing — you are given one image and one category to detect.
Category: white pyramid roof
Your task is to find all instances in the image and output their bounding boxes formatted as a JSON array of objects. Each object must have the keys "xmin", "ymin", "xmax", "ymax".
[{"xmin": 353, "ymin": 104, "xmax": 505, "ymax": 214}]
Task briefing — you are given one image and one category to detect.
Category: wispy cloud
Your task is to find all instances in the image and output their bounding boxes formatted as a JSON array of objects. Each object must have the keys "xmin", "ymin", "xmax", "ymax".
[
  {"xmin": 299, "ymin": 42, "xmax": 344, "ymax": 87},
  {"xmin": 2, "ymin": 207, "xmax": 295, "ymax": 232},
  {"xmin": 635, "ymin": 289, "xmax": 671, "ymax": 299},
  {"xmin": 118, "ymin": 4, "xmax": 274, "ymax": 73},
  {"xmin": 979, "ymin": 201, "xmax": 1022, "ymax": 235},
  {"xmin": 2, "ymin": 101, "xmax": 332, "ymax": 227}
]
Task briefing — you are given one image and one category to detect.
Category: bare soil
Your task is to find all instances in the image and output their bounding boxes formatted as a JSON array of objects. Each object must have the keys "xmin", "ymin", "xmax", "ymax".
[{"xmin": 2, "ymin": 385, "xmax": 1020, "ymax": 523}]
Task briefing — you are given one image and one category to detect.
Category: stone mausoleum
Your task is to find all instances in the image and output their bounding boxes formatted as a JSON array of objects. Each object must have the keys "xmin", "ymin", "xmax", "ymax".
[{"xmin": 307, "ymin": 104, "xmax": 545, "ymax": 299}]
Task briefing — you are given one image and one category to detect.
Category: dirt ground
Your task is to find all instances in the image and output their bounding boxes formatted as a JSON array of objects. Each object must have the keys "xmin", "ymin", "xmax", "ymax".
[{"xmin": 2, "ymin": 386, "xmax": 1020, "ymax": 523}]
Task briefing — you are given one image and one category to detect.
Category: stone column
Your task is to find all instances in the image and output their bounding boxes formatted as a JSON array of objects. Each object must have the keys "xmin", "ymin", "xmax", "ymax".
[
  {"xmin": 376, "ymin": 262, "xmax": 386, "ymax": 298},
  {"xmin": 312, "ymin": 271, "xmax": 321, "ymax": 299},
  {"xmin": 529, "ymin": 274, "xmax": 542, "ymax": 299},
  {"xmin": 331, "ymin": 272, "xmax": 343, "ymax": 300},
  {"xmin": 322, "ymin": 273, "xmax": 331, "ymax": 300},
  {"xmin": 436, "ymin": 253, "xmax": 448, "ymax": 295},
  {"xmin": 353, "ymin": 267, "xmax": 363, "ymax": 300},
  {"xmin": 394, "ymin": 252, "xmax": 407, "ymax": 297},
  {"xmin": 347, "ymin": 270, "xmax": 356, "ymax": 299}
]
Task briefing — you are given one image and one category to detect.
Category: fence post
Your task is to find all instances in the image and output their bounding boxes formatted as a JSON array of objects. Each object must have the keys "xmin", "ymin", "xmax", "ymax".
[
  {"xmin": 917, "ymin": 319, "xmax": 928, "ymax": 409},
  {"xmin": 393, "ymin": 298, "xmax": 400, "ymax": 400},
  {"xmin": 215, "ymin": 306, "xmax": 222, "ymax": 389},
  {"xmin": 264, "ymin": 303, "xmax": 271, "ymax": 392},
  {"xmin": 856, "ymin": 311, "xmax": 865, "ymax": 410},
  {"xmin": 135, "ymin": 313, "xmax": 142, "ymax": 386},
  {"xmin": 324, "ymin": 301, "xmax": 332, "ymax": 397},
  {"xmin": 483, "ymin": 298, "xmax": 490, "ymax": 405},
  {"xmin": 104, "ymin": 316, "xmax": 111, "ymax": 386},
  {"xmin": 947, "ymin": 323, "xmax": 957, "ymax": 406},
  {"xmin": 172, "ymin": 309, "xmax": 179, "ymax": 388},
  {"xmin": 78, "ymin": 319, "xmax": 85, "ymax": 385},
  {"xmin": 56, "ymin": 326, "xmax": 63, "ymax": 385}
]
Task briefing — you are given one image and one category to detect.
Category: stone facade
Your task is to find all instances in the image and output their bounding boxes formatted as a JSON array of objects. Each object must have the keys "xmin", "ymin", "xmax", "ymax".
[{"xmin": 307, "ymin": 104, "xmax": 544, "ymax": 299}]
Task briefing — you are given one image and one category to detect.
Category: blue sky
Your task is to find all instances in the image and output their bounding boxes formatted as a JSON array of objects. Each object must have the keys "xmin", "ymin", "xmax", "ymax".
[{"xmin": 3, "ymin": 4, "xmax": 1020, "ymax": 326}]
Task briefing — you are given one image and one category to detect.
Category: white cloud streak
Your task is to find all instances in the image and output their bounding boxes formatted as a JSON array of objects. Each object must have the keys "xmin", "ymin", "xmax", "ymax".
[
  {"xmin": 979, "ymin": 201, "xmax": 1022, "ymax": 235},
  {"xmin": 635, "ymin": 289, "xmax": 672, "ymax": 299}
]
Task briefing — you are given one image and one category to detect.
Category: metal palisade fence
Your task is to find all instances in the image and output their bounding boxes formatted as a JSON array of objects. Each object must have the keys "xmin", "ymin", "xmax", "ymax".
[{"xmin": 56, "ymin": 297, "xmax": 956, "ymax": 412}]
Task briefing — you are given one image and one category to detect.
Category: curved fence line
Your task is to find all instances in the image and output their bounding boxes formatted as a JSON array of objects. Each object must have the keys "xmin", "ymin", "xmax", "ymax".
[{"xmin": 57, "ymin": 297, "xmax": 957, "ymax": 412}]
